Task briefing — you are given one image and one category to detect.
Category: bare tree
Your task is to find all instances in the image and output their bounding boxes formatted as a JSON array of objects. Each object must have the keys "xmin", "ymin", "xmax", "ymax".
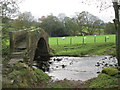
[
  {"xmin": 1, "ymin": 0, "xmax": 23, "ymax": 18},
  {"xmin": 80, "ymin": 0, "xmax": 112, "ymax": 11},
  {"xmin": 12, "ymin": 12, "xmax": 35, "ymax": 29}
]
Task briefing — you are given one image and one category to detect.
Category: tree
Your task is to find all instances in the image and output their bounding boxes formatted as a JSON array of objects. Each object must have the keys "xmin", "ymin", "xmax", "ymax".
[
  {"xmin": 77, "ymin": 11, "xmax": 104, "ymax": 35},
  {"xmin": 1, "ymin": 0, "xmax": 22, "ymax": 32},
  {"xmin": 58, "ymin": 13, "xmax": 66, "ymax": 22},
  {"xmin": 39, "ymin": 15, "xmax": 66, "ymax": 37},
  {"xmin": 104, "ymin": 22, "xmax": 116, "ymax": 34},
  {"xmin": 80, "ymin": 0, "xmax": 120, "ymax": 67},
  {"xmin": 80, "ymin": 0, "xmax": 112, "ymax": 11},
  {"xmin": 1, "ymin": 0, "xmax": 23, "ymax": 18},
  {"xmin": 94, "ymin": 20, "xmax": 104, "ymax": 35},
  {"xmin": 11, "ymin": 12, "xmax": 35, "ymax": 29},
  {"xmin": 64, "ymin": 17, "xmax": 79, "ymax": 36}
]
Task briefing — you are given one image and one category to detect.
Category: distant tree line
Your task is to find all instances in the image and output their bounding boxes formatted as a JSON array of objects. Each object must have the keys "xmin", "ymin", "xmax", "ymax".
[
  {"xmin": 1, "ymin": 0, "xmax": 116, "ymax": 37},
  {"xmin": 8, "ymin": 11, "xmax": 116, "ymax": 37},
  {"xmin": 38, "ymin": 12, "xmax": 116, "ymax": 37}
]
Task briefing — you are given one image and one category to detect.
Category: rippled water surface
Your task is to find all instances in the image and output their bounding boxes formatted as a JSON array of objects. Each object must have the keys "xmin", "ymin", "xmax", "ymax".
[{"xmin": 45, "ymin": 56, "xmax": 117, "ymax": 81}]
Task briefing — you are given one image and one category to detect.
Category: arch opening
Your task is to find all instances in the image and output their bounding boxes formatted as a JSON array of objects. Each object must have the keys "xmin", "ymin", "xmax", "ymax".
[{"xmin": 34, "ymin": 37, "xmax": 49, "ymax": 61}]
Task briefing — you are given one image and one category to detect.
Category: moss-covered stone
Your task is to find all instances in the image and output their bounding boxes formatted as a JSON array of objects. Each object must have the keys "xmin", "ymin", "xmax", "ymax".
[
  {"xmin": 3, "ymin": 62, "xmax": 50, "ymax": 88},
  {"xmin": 102, "ymin": 67, "xmax": 120, "ymax": 76},
  {"xmin": 90, "ymin": 73, "xmax": 119, "ymax": 88}
]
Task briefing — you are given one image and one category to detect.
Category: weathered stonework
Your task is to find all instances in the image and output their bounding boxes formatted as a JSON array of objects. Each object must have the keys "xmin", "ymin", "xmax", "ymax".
[
  {"xmin": 26, "ymin": 28, "xmax": 49, "ymax": 64},
  {"xmin": 9, "ymin": 30, "xmax": 27, "ymax": 51},
  {"xmin": 9, "ymin": 28, "xmax": 49, "ymax": 65}
]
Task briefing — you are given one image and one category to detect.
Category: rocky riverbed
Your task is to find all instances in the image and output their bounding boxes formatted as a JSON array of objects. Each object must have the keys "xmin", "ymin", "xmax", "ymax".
[{"xmin": 33, "ymin": 55, "xmax": 118, "ymax": 81}]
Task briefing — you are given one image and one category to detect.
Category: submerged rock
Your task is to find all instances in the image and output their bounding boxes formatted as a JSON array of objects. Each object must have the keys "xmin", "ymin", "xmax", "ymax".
[
  {"xmin": 62, "ymin": 64, "xmax": 67, "ymax": 68},
  {"xmin": 56, "ymin": 58, "xmax": 62, "ymax": 61}
]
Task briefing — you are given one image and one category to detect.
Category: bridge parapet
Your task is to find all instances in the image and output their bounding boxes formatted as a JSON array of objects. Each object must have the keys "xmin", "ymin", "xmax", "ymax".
[{"xmin": 9, "ymin": 30, "xmax": 27, "ymax": 52}]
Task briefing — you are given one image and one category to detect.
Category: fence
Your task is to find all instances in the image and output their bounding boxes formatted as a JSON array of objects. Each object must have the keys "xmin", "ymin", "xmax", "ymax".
[{"xmin": 49, "ymin": 35, "xmax": 116, "ymax": 45}]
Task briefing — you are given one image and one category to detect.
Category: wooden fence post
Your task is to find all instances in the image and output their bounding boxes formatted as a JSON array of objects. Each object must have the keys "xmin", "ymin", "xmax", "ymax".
[
  {"xmin": 83, "ymin": 37, "xmax": 84, "ymax": 44},
  {"xmin": 94, "ymin": 36, "xmax": 96, "ymax": 43},
  {"xmin": 70, "ymin": 38, "xmax": 72, "ymax": 45},
  {"xmin": 57, "ymin": 38, "xmax": 59, "ymax": 45},
  {"xmin": 105, "ymin": 37, "xmax": 107, "ymax": 42}
]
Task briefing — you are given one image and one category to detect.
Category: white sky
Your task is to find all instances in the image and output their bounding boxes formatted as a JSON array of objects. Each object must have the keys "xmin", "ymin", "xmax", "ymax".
[{"xmin": 19, "ymin": 0, "xmax": 115, "ymax": 22}]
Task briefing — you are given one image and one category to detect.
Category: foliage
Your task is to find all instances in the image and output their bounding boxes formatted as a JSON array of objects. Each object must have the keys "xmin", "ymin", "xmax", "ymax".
[
  {"xmin": 104, "ymin": 22, "xmax": 116, "ymax": 34},
  {"xmin": 76, "ymin": 11, "xmax": 104, "ymax": 35},
  {"xmin": 39, "ymin": 11, "xmax": 105, "ymax": 37},
  {"xmin": 1, "ymin": 0, "xmax": 20, "ymax": 18},
  {"xmin": 2, "ymin": 38, "xmax": 9, "ymax": 56},
  {"xmin": 11, "ymin": 12, "xmax": 37, "ymax": 29},
  {"xmin": 39, "ymin": 15, "xmax": 67, "ymax": 37},
  {"xmin": 64, "ymin": 17, "xmax": 79, "ymax": 36}
]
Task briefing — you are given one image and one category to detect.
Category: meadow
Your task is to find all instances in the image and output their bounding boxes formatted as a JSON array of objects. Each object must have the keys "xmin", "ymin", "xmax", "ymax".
[
  {"xmin": 49, "ymin": 34, "xmax": 116, "ymax": 45},
  {"xmin": 49, "ymin": 34, "xmax": 116, "ymax": 56}
]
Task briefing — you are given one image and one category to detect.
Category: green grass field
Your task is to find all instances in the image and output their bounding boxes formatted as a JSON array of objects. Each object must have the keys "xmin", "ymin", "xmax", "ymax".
[
  {"xmin": 49, "ymin": 34, "xmax": 116, "ymax": 56},
  {"xmin": 49, "ymin": 34, "xmax": 116, "ymax": 45}
]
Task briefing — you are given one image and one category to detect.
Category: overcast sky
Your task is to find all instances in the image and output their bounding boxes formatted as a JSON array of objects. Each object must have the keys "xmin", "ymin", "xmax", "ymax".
[{"xmin": 19, "ymin": 0, "xmax": 115, "ymax": 22}]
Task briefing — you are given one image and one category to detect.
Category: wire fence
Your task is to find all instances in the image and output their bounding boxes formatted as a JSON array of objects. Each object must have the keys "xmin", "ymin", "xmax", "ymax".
[{"xmin": 49, "ymin": 35, "xmax": 116, "ymax": 46}]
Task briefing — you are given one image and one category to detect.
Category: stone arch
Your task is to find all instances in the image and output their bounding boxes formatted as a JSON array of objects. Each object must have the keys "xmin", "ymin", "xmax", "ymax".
[{"xmin": 34, "ymin": 37, "xmax": 49, "ymax": 61}]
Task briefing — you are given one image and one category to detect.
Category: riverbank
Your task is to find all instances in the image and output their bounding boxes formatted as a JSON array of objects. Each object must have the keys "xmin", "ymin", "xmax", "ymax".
[
  {"xmin": 47, "ymin": 42, "xmax": 119, "ymax": 89},
  {"xmin": 45, "ymin": 55, "xmax": 118, "ymax": 81},
  {"xmin": 3, "ymin": 63, "xmax": 119, "ymax": 88},
  {"xmin": 50, "ymin": 42, "xmax": 116, "ymax": 57},
  {"xmin": 2, "ymin": 42, "xmax": 119, "ymax": 89},
  {"xmin": 48, "ymin": 69, "xmax": 119, "ymax": 88}
]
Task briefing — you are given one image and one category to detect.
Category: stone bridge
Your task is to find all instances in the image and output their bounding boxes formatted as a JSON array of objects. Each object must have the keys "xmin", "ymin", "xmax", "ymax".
[{"xmin": 9, "ymin": 28, "xmax": 50, "ymax": 65}]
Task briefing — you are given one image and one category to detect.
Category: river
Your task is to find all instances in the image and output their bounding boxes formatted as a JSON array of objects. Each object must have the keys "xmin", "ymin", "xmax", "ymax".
[{"xmin": 44, "ymin": 55, "xmax": 117, "ymax": 81}]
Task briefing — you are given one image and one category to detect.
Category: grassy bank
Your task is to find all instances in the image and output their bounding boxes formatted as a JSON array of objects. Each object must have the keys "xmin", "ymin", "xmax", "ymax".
[
  {"xmin": 81, "ymin": 67, "xmax": 120, "ymax": 88},
  {"xmin": 48, "ymin": 67, "xmax": 119, "ymax": 89},
  {"xmin": 2, "ymin": 62, "xmax": 50, "ymax": 88},
  {"xmin": 48, "ymin": 42, "xmax": 119, "ymax": 89},
  {"xmin": 50, "ymin": 42, "xmax": 116, "ymax": 56}
]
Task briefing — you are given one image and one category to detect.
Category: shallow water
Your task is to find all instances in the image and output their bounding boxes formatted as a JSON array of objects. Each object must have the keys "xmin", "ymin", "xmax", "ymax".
[{"xmin": 45, "ymin": 55, "xmax": 117, "ymax": 81}]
